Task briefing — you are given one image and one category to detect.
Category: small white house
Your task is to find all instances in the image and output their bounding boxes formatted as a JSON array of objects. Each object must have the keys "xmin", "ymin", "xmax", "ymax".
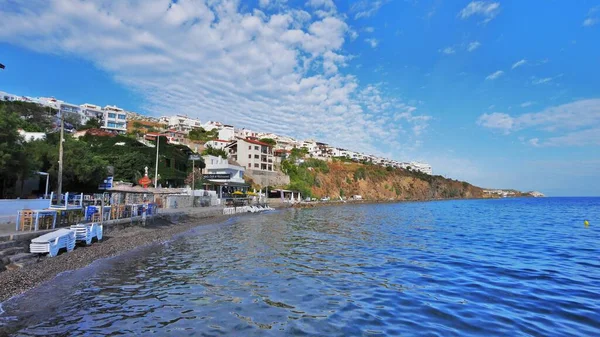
[
  {"xmin": 218, "ymin": 125, "xmax": 235, "ymax": 141},
  {"xmin": 18, "ymin": 129, "xmax": 46, "ymax": 142},
  {"xmin": 205, "ymin": 139, "xmax": 231, "ymax": 150}
]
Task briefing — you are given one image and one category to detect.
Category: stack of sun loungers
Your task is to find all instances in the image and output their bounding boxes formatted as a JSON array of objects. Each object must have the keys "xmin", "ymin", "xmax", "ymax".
[
  {"xmin": 70, "ymin": 223, "xmax": 103, "ymax": 245},
  {"xmin": 30, "ymin": 228, "xmax": 76, "ymax": 257}
]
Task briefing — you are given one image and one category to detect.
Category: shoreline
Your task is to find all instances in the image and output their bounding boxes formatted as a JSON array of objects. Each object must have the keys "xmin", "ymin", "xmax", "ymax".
[{"xmin": 0, "ymin": 211, "xmax": 257, "ymax": 303}]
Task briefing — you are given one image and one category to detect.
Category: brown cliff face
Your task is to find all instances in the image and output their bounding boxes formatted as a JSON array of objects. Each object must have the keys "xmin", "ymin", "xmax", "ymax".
[{"xmin": 308, "ymin": 161, "xmax": 484, "ymax": 201}]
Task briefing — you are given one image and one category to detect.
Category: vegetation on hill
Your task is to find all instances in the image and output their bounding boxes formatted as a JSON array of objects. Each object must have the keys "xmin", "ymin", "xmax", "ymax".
[
  {"xmin": 280, "ymin": 153, "xmax": 484, "ymax": 201},
  {"xmin": 258, "ymin": 138, "xmax": 276, "ymax": 146},
  {"xmin": 188, "ymin": 127, "xmax": 218, "ymax": 142},
  {"xmin": 0, "ymin": 104, "xmax": 203, "ymax": 197},
  {"xmin": 202, "ymin": 146, "xmax": 228, "ymax": 159}
]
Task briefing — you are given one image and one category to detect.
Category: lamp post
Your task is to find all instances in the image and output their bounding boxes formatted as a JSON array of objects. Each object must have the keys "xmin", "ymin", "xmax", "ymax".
[
  {"xmin": 154, "ymin": 134, "xmax": 161, "ymax": 188},
  {"xmin": 57, "ymin": 109, "xmax": 65, "ymax": 205},
  {"xmin": 38, "ymin": 172, "xmax": 49, "ymax": 199}
]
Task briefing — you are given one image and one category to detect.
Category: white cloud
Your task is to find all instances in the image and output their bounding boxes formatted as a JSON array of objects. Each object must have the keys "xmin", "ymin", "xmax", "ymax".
[
  {"xmin": 478, "ymin": 99, "xmax": 600, "ymax": 146},
  {"xmin": 477, "ymin": 112, "xmax": 514, "ymax": 132},
  {"xmin": 363, "ymin": 26, "xmax": 375, "ymax": 33},
  {"xmin": 439, "ymin": 46, "xmax": 456, "ymax": 55},
  {"xmin": 350, "ymin": 0, "xmax": 387, "ymax": 20},
  {"xmin": 583, "ymin": 18, "xmax": 598, "ymax": 27},
  {"xmin": 520, "ymin": 101, "xmax": 535, "ymax": 108},
  {"xmin": 458, "ymin": 1, "xmax": 501, "ymax": 24},
  {"xmin": 583, "ymin": 6, "xmax": 599, "ymax": 27},
  {"xmin": 0, "ymin": 0, "xmax": 430, "ymax": 159},
  {"xmin": 485, "ymin": 70, "xmax": 504, "ymax": 80},
  {"xmin": 306, "ymin": 0, "xmax": 337, "ymax": 18},
  {"xmin": 467, "ymin": 41, "xmax": 481, "ymax": 52},
  {"xmin": 511, "ymin": 59, "xmax": 526, "ymax": 69},
  {"xmin": 365, "ymin": 38, "xmax": 379, "ymax": 48},
  {"xmin": 532, "ymin": 77, "xmax": 553, "ymax": 85}
]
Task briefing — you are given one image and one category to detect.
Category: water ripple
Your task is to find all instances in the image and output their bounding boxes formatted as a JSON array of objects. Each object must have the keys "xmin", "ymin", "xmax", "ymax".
[{"xmin": 1, "ymin": 198, "xmax": 600, "ymax": 336}]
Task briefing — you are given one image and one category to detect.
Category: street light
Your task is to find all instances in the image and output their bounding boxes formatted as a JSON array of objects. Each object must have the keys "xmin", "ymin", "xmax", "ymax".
[
  {"xmin": 154, "ymin": 134, "xmax": 162, "ymax": 188},
  {"xmin": 37, "ymin": 172, "xmax": 50, "ymax": 199}
]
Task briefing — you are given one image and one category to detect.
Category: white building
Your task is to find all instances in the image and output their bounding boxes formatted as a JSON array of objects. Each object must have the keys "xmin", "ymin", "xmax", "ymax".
[
  {"xmin": 159, "ymin": 115, "xmax": 202, "ymax": 134},
  {"xmin": 226, "ymin": 138, "xmax": 275, "ymax": 171},
  {"xmin": 203, "ymin": 155, "xmax": 245, "ymax": 184},
  {"xmin": 204, "ymin": 139, "xmax": 231, "ymax": 150},
  {"xmin": 202, "ymin": 121, "xmax": 223, "ymax": 131},
  {"xmin": 405, "ymin": 162, "xmax": 432, "ymax": 175},
  {"xmin": 235, "ymin": 128, "xmax": 259, "ymax": 139},
  {"xmin": 102, "ymin": 105, "xmax": 127, "ymax": 134},
  {"xmin": 218, "ymin": 125, "xmax": 235, "ymax": 141},
  {"xmin": 59, "ymin": 102, "xmax": 85, "ymax": 126},
  {"xmin": 80, "ymin": 103, "xmax": 103, "ymax": 122},
  {"xmin": 18, "ymin": 129, "xmax": 46, "ymax": 142}
]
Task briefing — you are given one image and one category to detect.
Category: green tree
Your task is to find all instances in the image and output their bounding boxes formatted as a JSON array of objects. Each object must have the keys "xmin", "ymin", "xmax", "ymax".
[
  {"xmin": 188, "ymin": 127, "xmax": 218, "ymax": 142},
  {"xmin": 259, "ymin": 138, "xmax": 276, "ymax": 146},
  {"xmin": 202, "ymin": 146, "xmax": 228, "ymax": 159},
  {"xmin": 0, "ymin": 108, "xmax": 37, "ymax": 197},
  {"xmin": 78, "ymin": 117, "xmax": 102, "ymax": 130}
]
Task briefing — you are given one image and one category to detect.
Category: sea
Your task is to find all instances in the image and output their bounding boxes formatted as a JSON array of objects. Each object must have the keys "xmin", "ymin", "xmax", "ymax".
[{"xmin": 0, "ymin": 197, "xmax": 599, "ymax": 336}]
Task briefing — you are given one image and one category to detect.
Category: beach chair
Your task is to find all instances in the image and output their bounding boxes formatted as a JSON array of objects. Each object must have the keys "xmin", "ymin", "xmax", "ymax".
[
  {"xmin": 85, "ymin": 206, "xmax": 101, "ymax": 222},
  {"xmin": 40, "ymin": 213, "xmax": 54, "ymax": 230},
  {"xmin": 70, "ymin": 223, "xmax": 103, "ymax": 245},
  {"xmin": 30, "ymin": 229, "xmax": 76, "ymax": 257},
  {"xmin": 19, "ymin": 210, "xmax": 34, "ymax": 231}
]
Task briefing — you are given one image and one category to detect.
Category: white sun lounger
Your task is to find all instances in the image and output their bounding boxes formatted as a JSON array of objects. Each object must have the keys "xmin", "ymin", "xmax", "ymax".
[
  {"xmin": 70, "ymin": 223, "xmax": 103, "ymax": 245},
  {"xmin": 30, "ymin": 229, "xmax": 76, "ymax": 257}
]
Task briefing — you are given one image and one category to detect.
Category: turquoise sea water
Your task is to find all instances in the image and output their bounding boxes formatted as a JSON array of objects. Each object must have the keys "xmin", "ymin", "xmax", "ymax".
[{"xmin": 1, "ymin": 197, "xmax": 599, "ymax": 336}]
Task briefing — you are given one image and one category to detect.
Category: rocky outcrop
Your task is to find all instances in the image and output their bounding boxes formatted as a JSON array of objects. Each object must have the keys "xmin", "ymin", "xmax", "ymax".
[{"xmin": 306, "ymin": 161, "xmax": 484, "ymax": 201}]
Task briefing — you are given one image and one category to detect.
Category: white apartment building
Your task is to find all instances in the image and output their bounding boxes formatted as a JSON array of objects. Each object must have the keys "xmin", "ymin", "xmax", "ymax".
[
  {"xmin": 79, "ymin": 103, "xmax": 103, "ymax": 123},
  {"xmin": 225, "ymin": 138, "xmax": 275, "ymax": 171},
  {"xmin": 202, "ymin": 121, "xmax": 223, "ymax": 131},
  {"xmin": 59, "ymin": 102, "xmax": 85, "ymax": 125},
  {"xmin": 159, "ymin": 115, "xmax": 202, "ymax": 134},
  {"xmin": 205, "ymin": 139, "xmax": 231, "ymax": 150},
  {"xmin": 219, "ymin": 125, "xmax": 235, "ymax": 141},
  {"xmin": 102, "ymin": 105, "xmax": 127, "ymax": 134},
  {"xmin": 409, "ymin": 162, "xmax": 433, "ymax": 175},
  {"xmin": 235, "ymin": 128, "xmax": 259, "ymax": 139}
]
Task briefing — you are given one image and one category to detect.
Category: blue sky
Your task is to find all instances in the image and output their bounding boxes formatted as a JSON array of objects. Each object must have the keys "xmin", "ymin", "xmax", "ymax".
[{"xmin": 1, "ymin": 0, "xmax": 599, "ymax": 196}]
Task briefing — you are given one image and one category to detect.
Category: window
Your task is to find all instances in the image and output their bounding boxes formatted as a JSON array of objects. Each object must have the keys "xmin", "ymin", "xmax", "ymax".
[
  {"xmin": 255, "ymin": 146, "xmax": 259, "ymax": 150},
  {"xmin": 254, "ymin": 163, "xmax": 259, "ymax": 168},
  {"xmin": 118, "ymin": 114, "xmax": 126, "ymax": 120},
  {"xmin": 254, "ymin": 155, "xmax": 259, "ymax": 159},
  {"xmin": 249, "ymin": 146, "xmax": 251, "ymax": 150},
  {"xmin": 248, "ymin": 154, "xmax": 251, "ymax": 159},
  {"xmin": 108, "ymin": 113, "xmax": 116, "ymax": 119}
]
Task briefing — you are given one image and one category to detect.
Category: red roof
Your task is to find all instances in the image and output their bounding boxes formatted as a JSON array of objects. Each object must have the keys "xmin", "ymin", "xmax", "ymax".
[{"xmin": 240, "ymin": 137, "xmax": 273, "ymax": 147}]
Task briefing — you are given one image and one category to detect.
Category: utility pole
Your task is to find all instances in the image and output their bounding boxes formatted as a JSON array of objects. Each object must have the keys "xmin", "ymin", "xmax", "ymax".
[
  {"xmin": 154, "ymin": 135, "xmax": 160, "ymax": 188},
  {"xmin": 192, "ymin": 159, "xmax": 195, "ymax": 192},
  {"xmin": 57, "ymin": 110, "xmax": 65, "ymax": 205}
]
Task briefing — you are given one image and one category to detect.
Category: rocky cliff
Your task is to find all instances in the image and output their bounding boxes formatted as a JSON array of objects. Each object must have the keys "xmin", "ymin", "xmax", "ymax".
[{"xmin": 293, "ymin": 161, "xmax": 485, "ymax": 201}]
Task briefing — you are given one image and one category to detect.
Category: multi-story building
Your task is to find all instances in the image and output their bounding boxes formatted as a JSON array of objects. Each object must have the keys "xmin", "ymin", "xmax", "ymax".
[
  {"xmin": 225, "ymin": 138, "xmax": 275, "ymax": 171},
  {"xmin": 80, "ymin": 103, "xmax": 103, "ymax": 123},
  {"xmin": 159, "ymin": 115, "xmax": 202, "ymax": 134},
  {"xmin": 102, "ymin": 105, "xmax": 127, "ymax": 134},
  {"xmin": 202, "ymin": 120, "xmax": 223, "ymax": 131},
  {"xmin": 409, "ymin": 162, "xmax": 433, "ymax": 175},
  {"xmin": 235, "ymin": 128, "xmax": 259, "ymax": 139}
]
